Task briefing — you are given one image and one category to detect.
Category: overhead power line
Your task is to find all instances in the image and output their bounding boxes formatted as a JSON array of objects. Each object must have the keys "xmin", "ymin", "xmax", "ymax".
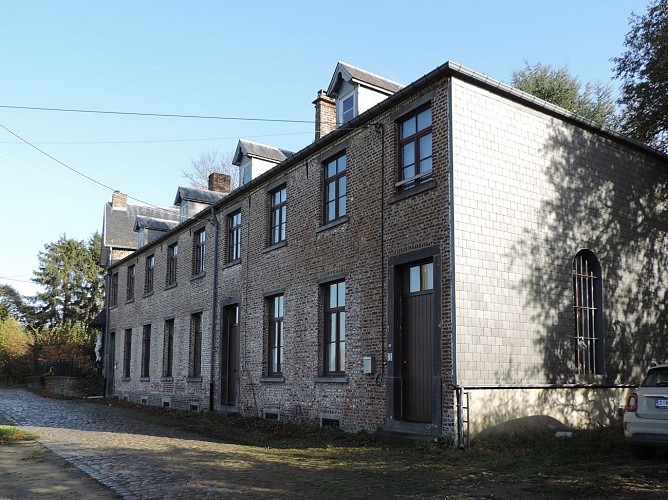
[
  {"xmin": 0, "ymin": 122, "xmax": 158, "ymax": 208},
  {"xmin": 0, "ymin": 104, "xmax": 314, "ymax": 124}
]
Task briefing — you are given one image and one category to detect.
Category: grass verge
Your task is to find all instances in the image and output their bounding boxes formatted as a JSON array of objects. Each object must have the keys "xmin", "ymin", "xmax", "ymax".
[{"xmin": 0, "ymin": 425, "xmax": 37, "ymax": 445}]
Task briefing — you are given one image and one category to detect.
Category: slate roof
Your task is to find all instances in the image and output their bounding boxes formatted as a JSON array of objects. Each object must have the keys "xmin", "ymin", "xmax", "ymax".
[
  {"xmin": 232, "ymin": 139, "xmax": 294, "ymax": 166},
  {"xmin": 327, "ymin": 61, "xmax": 404, "ymax": 97},
  {"xmin": 103, "ymin": 203, "xmax": 179, "ymax": 250},
  {"xmin": 133, "ymin": 215, "xmax": 179, "ymax": 233},
  {"xmin": 174, "ymin": 186, "xmax": 226, "ymax": 206}
]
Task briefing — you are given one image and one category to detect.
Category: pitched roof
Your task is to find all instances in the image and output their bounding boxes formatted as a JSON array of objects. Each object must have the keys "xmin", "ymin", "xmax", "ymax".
[
  {"xmin": 232, "ymin": 139, "xmax": 294, "ymax": 166},
  {"xmin": 174, "ymin": 186, "xmax": 226, "ymax": 205},
  {"xmin": 133, "ymin": 215, "xmax": 179, "ymax": 233},
  {"xmin": 327, "ymin": 61, "xmax": 404, "ymax": 97},
  {"xmin": 103, "ymin": 203, "xmax": 179, "ymax": 250}
]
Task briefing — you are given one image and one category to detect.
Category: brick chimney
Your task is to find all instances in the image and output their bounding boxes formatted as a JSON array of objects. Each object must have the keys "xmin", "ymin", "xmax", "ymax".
[
  {"xmin": 208, "ymin": 172, "xmax": 232, "ymax": 193},
  {"xmin": 313, "ymin": 89, "xmax": 336, "ymax": 140},
  {"xmin": 111, "ymin": 191, "xmax": 127, "ymax": 210}
]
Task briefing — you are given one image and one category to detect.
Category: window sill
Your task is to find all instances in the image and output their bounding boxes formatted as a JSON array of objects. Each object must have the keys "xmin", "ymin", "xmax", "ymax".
[
  {"xmin": 261, "ymin": 376, "xmax": 286, "ymax": 383},
  {"xmin": 316, "ymin": 215, "xmax": 349, "ymax": 233},
  {"xmin": 160, "ymin": 376, "xmax": 173, "ymax": 382},
  {"xmin": 140, "ymin": 377, "xmax": 150, "ymax": 382},
  {"xmin": 222, "ymin": 259, "xmax": 241, "ymax": 270},
  {"xmin": 125, "ymin": 298, "xmax": 134, "ymax": 304},
  {"xmin": 143, "ymin": 291, "xmax": 154, "ymax": 298},
  {"xmin": 262, "ymin": 240, "xmax": 287, "ymax": 254},
  {"xmin": 388, "ymin": 180, "xmax": 437, "ymax": 205},
  {"xmin": 165, "ymin": 283, "xmax": 177, "ymax": 290},
  {"xmin": 187, "ymin": 376, "xmax": 202, "ymax": 383},
  {"xmin": 110, "ymin": 304, "xmax": 118, "ymax": 310},
  {"xmin": 121, "ymin": 377, "xmax": 131, "ymax": 381},
  {"xmin": 190, "ymin": 272, "xmax": 206, "ymax": 281},
  {"xmin": 313, "ymin": 376, "xmax": 349, "ymax": 384}
]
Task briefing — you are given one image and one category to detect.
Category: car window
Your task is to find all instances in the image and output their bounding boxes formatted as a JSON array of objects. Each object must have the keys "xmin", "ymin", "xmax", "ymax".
[{"xmin": 641, "ymin": 367, "xmax": 668, "ymax": 387}]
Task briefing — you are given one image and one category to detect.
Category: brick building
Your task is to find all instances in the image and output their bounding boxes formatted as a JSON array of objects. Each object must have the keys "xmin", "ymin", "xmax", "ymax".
[{"xmin": 104, "ymin": 61, "xmax": 668, "ymax": 442}]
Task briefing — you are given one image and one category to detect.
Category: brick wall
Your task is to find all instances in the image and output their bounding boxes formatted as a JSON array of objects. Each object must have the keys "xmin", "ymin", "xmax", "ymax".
[{"xmin": 107, "ymin": 76, "xmax": 456, "ymax": 435}]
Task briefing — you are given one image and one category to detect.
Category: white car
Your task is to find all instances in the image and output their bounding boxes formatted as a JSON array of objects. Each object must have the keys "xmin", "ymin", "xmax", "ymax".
[{"xmin": 624, "ymin": 364, "xmax": 668, "ymax": 458}]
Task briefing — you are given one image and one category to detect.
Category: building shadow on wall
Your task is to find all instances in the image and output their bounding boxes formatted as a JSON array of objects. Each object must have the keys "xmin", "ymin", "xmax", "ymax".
[{"xmin": 509, "ymin": 123, "xmax": 668, "ymax": 424}]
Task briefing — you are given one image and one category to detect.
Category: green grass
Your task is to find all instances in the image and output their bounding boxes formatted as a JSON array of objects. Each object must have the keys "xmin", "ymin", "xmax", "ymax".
[{"xmin": 0, "ymin": 425, "xmax": 37, "ymax": 445}]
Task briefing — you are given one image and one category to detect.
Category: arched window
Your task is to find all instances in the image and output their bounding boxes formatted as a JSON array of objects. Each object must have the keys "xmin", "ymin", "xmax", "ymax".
[{"xmin": 572, "ymin": 250, "xmax": 604, "ymax": 375}]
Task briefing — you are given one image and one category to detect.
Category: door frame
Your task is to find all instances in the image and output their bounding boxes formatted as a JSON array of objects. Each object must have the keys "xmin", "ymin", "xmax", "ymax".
[
  {"xmin": 386, "ymin": 246, "xmax": 442, "ymax": 434},
  {"xmin": 219, "ymin": 297, "xmax": 241, "ymax": 409}
]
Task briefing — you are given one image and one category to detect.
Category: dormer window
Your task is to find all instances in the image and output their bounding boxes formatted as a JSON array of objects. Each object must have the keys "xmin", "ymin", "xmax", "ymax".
[{"xmin": 340, "ymin": 92, "xmax": 355, "ymax": 125}]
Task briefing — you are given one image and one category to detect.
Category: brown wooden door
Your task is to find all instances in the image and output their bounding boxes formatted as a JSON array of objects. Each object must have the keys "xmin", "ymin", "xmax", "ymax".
[
  {"xmin": 222, "ymin": 305, "xmax": 239, "ymax": 406},
  {"xmin": 401, "ymin": 262, "xmax": 434, "ymax": 423}
]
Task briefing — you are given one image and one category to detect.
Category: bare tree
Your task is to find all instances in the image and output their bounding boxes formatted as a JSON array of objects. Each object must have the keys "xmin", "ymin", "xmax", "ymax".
[{"xmin": 182, "ymin": 149, "xmax": 239, "ymax": 190}]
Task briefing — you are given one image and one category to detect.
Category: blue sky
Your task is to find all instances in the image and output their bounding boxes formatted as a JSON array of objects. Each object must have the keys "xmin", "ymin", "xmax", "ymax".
[{"xmin": 0, "ymin": 0, "xmax": 650, "ymax": 296}]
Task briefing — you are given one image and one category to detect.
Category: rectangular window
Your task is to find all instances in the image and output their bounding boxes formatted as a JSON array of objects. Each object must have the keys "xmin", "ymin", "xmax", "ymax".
[
  {"xmin": 270, "ymin": 186, "xmax": 287, "ymax": 245},
  {"xmin": 123, "ymin": 328, "xmax": 132, "ymax": 378},
  {"xmin": 192, "ymin": 228, "xmax": 206, "ymax": 275},
  {"xmin": 324, "ymin": 281, "xmax": 346, "ymax": 374},
  {"xmin": 398, "ymin": 106, "xmax": 432, "ymax": 190},
  {"xmin": 189, "ymin": 313, "xmax": 202, "ymax": 377},
  {"xmin": 324, "ymin": 153, "xmax": 347, "ymax": 223},
  {"xmin": 163, "ymin": 319, "xmax": 174, "ymax": 377},
  {"xmin": 340, "ymin": 92, "xmax": 355, "ymax": 124},
  {"xmin": 166, "ymin": 243, "xmax": 178, "ymax": 286},
  {"xmin": 268, "ymin": 295, "xmax": 284, "ymax": 376},
  {"xmin": 126, "ymin": 265, "xmax": 135, "ymax": 302},
  {"xmin": 141, "ymin": 324, "xmax": 151, "ymax": 378},
  {"xmin": 144, "ymin": 254, "xmax": 154, "ymax": 294},
  {"xmin": 110, "ymin": 273, "xmax": 119, "ymax": 307},
  {"xmin": 228, "ymin": 210, "xmax": 242, "ymax": 262}
]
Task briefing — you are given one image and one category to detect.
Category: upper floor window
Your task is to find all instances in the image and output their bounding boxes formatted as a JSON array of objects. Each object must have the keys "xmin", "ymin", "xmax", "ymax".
[
  {"xmin": 144, "ymin": 254, "xmax": 154, "ymax": 294},
  {"xmin": 179, "ymin": 203, "xmax": 188, "ymax": 223},
  {"xmin": 166, "ymin": 243, "xmax": 178, "ymax": 286},
  {"xmin": 192, "ymin": 228, "xmax": 206, "ymax": 275},
  {"xmin": 228, "ymin": 210, "xmax": 241, "ymax": 262},
  {"xmin": 324, "ymin": 281, "xmax": 346, "ymax": 375},
  {"xmin": 339, "ymin": 92, "xmax": 355, "ymax": 125},
  {"xmin": 110, "ymin": 272, "xmax": 119, "ymax": 307},
  {"xmin": 572, "ymin": 250, "xmax": 604, "ymax": 376},
  {"xmin": 398, "ymin": 106, "xmax": 432, "ymax": 190},
  {"xmin": 126, "ymin": 265, "xmax": 135, "ymax": 302},
  {"xmin": 268, "ymin": 295, "xmax": 284, "ymax": 376},
  {"xmin": 270, "ymin": 186, "xmax": 287, "ymax": 245},
  {"xmin": 324, "ymin": 154, "xmax": 347, "ymax": 223}
]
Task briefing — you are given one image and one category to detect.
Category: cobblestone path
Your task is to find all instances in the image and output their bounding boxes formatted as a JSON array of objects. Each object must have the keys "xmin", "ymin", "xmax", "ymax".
[{"xmin": 0, "ymin": 389, "xmax": 302, "ymax": 499}]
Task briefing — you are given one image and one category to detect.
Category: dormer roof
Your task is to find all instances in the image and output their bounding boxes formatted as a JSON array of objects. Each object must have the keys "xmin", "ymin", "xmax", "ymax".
[
  {"xmin": 232, "ymin": 139, "xmax": 294, "ymax": 166},
  {"xmin": 174, "ymin": 186, "xmax": 226, "ymax": 206},
  {"xmin": 103, "ymin": 202, "xmax": 179, "ymax": 250},
  {"xmin": 327, "ymin": 61, "xmax": 404, "ymax": 98},
  {"xmin": 133, "ymin": 215, "xmax": 179, "ymax": 233}
]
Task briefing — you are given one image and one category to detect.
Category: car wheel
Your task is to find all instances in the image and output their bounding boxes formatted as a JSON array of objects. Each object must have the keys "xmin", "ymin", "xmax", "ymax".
[{"xmin": 630, "ymin": 445, "xmax": 657, "ymax": 459}]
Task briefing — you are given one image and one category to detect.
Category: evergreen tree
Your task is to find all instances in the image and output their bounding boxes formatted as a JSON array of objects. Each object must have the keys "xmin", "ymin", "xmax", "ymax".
[{"xmin": 32, "ymin": 233, "xmax": 103, "ymax": 328}]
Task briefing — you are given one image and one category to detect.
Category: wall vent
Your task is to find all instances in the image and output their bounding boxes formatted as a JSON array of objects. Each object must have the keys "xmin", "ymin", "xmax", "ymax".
[
  {"xmin": 189, "ymin": 403, "xmax": 200, "ymax": 412},
  {"xmin": 263, "ymin": 408, "xmax": 280, "ymax": 421},
  {"xmin": 320, "ymin": 413, "xmax": 341, "ymax": 429},
  {"xmin": 141, "ymin": 396, "xmax": 148, "ymax": 405}
]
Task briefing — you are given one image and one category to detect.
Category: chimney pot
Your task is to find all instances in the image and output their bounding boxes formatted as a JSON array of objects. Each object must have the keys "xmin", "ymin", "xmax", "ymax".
[
  {"xmin": 208, "ymin": 172, "xmax": 232, "ymax": 193},
  {"xmin": 313, "ymin": 90, "xmax": 336, "ymax": 141},
  {"xmin": 111, "ymin": 191, "xmax": 128, "ymax": 210}
]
